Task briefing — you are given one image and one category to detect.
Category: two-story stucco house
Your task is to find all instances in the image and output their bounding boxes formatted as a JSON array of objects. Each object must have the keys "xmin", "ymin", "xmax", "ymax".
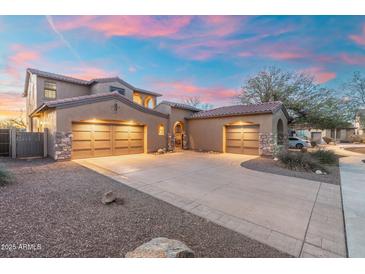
[{"xmin": 24, "ymin": 68, "xmax": 289, "ymax": 160}]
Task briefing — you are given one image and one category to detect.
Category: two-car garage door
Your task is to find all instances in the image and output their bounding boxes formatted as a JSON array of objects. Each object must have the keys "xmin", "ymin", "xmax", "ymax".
[
  {"xmin": 225, "ymin": 125, "xmax": 259, "ymax": 155},
  {"xmin": 72, "ymin": 123, "xmax": 144, "ymax": 159}
]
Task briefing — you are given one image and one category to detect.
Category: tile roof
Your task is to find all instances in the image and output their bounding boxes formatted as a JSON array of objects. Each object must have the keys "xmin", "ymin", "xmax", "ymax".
[
  {"xmin": 25, "ymin": 68, "xmax": 162, "ymax": 96},
  {"xmin": 188, "ymin": 101, "xmax": 287, "ymax": 119},
  {"xmin": 158, "ymin": 100, "xmax": 201, "ymax": 112},
  {"xmin": 31, "ymin": 92, "xmax": 168, "ymax": 118}
]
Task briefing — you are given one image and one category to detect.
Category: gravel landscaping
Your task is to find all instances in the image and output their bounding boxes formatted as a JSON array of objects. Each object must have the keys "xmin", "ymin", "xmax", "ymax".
[
  {"xmin": 241, "ymin": 156, "xmax": 341, "ymax": 185},
  {"xmin": 0, "ymin": 158, "xmax": 290, "ymax": 258}
]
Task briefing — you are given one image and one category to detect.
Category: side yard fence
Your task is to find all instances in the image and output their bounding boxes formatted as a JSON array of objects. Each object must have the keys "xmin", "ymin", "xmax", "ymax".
[{"xmin": 0, "ymin": 128, "xmax": 48, "ymax": 159}]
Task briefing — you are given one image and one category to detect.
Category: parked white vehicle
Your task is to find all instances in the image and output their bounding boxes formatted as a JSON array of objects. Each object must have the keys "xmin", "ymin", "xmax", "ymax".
[{"xmin": 288, "ymin": 137, "xmax": 311, "ymax": 149}]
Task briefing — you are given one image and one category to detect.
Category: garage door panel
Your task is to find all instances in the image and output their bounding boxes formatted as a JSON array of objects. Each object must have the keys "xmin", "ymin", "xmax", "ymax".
[
  {"xmin": 72, "ymin": 123, "xmax": 144, "ymax": 159},
  {"xmin": 72, "ymin": 123, "xmax": 92, "ymax": 131},
  {"xmin": 129, "ymin": 132, "xmax": 143, "ymax": 139},
  {"xmin": 73, "ymin": 131, "xmax": 91, "ymax": 140},
  {"xmin": 226, "ymin": 125, "xmax": 259, "ymax": 155},
  {"xmin": 73, "ymin": 140, "xmax": 92, "ymax": 150},
  {"xmin": 93, "ymin": 131, "xmax": 111, "ymax": 140},
  {"xmin": 114, "ymin": 140, "xmax": 129, "ymax": 148},
  {"xmin": 243, "ymin": 148, "xmax": 259, "ymax": 155},
  {"xmin": 130, "ymin": 140, "xmax": 143, "ymax": 147},
  {"xmin": 244, "ymin": 140, "xmax": 259, "ymax": 148},
  {"xmin": 226, "ymin": 132, "xmax": 241, "ymax": 139},
  {"xmin": 114, "ymin": 125, "xmax": 129, "ymax": 132},
  {"xmin": 226, "ymin": 140, "xmax": 242, "ymax": 147},
  {"xmin": 93, "ymin": 124, "xmax": 111, "ymax": 131},
  {"xmin": 130, "ymin": 126, "xmax": 144, "ymax": 133},
  {"xmin": 244, "ymin": 132, "xmax": 259, "ymax": 140}
]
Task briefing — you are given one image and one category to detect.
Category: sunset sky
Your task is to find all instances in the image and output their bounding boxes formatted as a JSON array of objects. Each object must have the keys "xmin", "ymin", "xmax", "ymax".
[{"xmin": 1, "ymin": 16, "xmax": 365, "ymax": 119}]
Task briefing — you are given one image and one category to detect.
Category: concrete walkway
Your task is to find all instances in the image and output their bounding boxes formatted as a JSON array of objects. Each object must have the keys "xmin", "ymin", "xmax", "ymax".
[
  {"xmin": 339, "ymin": 149, "xmax": 365, "ymax": 257},
  {"xmin": 75, "ymin": 151, "xmax": 346, "ymax": 257}
]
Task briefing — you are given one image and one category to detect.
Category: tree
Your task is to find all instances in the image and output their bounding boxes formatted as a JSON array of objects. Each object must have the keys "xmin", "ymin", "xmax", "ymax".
[
  {"xmin": 184, "ymin": 96, "xmax": 201, "ymax": 107},
  {"xmin": 236, "ymin": 66, "xmax": 353, "ymax": 129},
  {"xmin": 345, "ymin": 71, "xmax": 365, "ymax": 109},
  {"xmin": 184, "ymin": 96, "xmax": 214, "ymax": 110},
  {"xmin": 0, "ymin": 114, "xmax": 26, "ymax": 129}
]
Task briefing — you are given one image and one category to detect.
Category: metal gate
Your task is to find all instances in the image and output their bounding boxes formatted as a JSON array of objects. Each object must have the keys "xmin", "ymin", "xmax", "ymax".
[
  {"xmin": 15, "ymin": 131, "xmax": 44, "ymax": 158},
  {"xmin": 0, "ymin": 129, "xmax": 10, "ymax": 157}
]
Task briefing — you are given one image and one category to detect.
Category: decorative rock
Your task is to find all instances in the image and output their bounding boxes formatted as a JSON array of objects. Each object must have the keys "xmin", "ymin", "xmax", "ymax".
[
  {"xmin": 101, "ymin": 191, "xmax": 116, "ymax": 204},
  {"xmin": 315, "ymin": 170, "xmax": 323, "ymax": 175},
  {"xmin": 157, "ymin": 148, "xmax": 165, "ymax": 154},
  {"xmin": 273, "ymin": 157, "xmax": 279, "ymax": 161},
  {"xmin": 125, "ymin": 237, "xmax": 195, "ymax": 258}
]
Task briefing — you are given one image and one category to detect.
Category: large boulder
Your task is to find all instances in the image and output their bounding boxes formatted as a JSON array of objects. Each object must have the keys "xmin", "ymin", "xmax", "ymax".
[{"xmin": 125, "ymin": 237, "xmax": 194, "ymax": 258}]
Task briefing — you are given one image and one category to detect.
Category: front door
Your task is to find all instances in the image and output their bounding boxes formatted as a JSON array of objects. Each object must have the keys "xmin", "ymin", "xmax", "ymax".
[{"xmin": 174, "ymin": 122, "xmax": 183, "ymax": 149}]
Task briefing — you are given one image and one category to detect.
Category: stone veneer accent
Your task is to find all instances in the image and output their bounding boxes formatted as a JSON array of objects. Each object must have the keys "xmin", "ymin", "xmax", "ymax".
[
  {"xmin": 167, "ymin": 134, "xmax": 175, "ymax": 151},
  {"xmin": 55, "ymin": 131, "xmax": 72, "ymax": 160},
  {"xmin": 259, "ymin": 133, "xmax": 288, "ymax": 156},
  {"xmin": 259, "ymin": 133, "xmax": 274, "ymax": 156},
  {"xmin": 182, "ymin": 133, "xmax": 189, "ymax": 150}
]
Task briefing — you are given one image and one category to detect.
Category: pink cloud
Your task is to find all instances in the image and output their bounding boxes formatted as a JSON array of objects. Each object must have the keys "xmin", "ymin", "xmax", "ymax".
[
  {"xmin": 54, "ymin": 16, "xmax": 192, "ymax": 38},
  {"xmin": 152, "ymin": 80, "xmax": 237, "ymax": 105},
  {"xmin": 67, "ymin": 67, "xmax": 116, "ymax": 80},
  {"xmin": 300, "ymin": 67, "xmax": 336, "ymax": 84},
  {"xmin": 340, "ymin": 53, "xmax": 365, "ymax": 65},
  {"xmin": 265, "ymin": 51, "xmax": 307, "ymax": 60},
  {"xmin": 349, "ymin": 25, "xmax": 365, "ymax": 46},
  {"xmin": 0, "ymin": 92, "xmax": 25, "ymax": 111},
  {"xmin": 5, "ymin": 44, "xmax": 40, "ymax": 80}
]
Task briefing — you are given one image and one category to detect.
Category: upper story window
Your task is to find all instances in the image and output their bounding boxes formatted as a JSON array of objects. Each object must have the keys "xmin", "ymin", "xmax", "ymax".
[
  {"xmin": 44, "ymin": 81, "xmax": 57, "ymax": 99},
  {"xmin": 110, "ymin": 86, "xmax": 125, "ymax": 95},
  {"xmin": 144, "ymin": 96, "xmax": 155, "ymax": 109},
  {"xmin": 133, "ymin": 93, "xmax": 143, "ymax": 105}
]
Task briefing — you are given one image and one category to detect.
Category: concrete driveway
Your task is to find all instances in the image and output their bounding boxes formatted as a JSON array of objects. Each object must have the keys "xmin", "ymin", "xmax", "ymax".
[{"xmin": 76, "ymin": 151, "xmax": 346, "ymax": 257}]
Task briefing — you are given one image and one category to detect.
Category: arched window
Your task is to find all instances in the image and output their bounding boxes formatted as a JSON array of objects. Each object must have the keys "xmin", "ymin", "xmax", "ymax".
[
  {"xmin": 158, "ymin": 124, "xmax": 165, "ymax": 136},
  {"xmin": 133, "ymin": 93, "xmax": 142, "ymax": 105},
  {"xmin": 277, "ymin": 119, "xmax": 284, "ymax": 145},
  {"xmin": 144, "ymin": 97, "xmax": 155, "ymax": 109}
]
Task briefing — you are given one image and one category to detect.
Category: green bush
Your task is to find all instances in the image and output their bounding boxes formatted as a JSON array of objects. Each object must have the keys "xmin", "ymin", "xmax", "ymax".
[
  {"xmin": 0, "ymin": 167, "xmax": 10, "ymax": 186},
  {"xmin": 277, "ymin": 151, "xmax": 322, "ymax": 172},
  {"xmin": 310, "ymin": 149, "xmax": 337, "ymax": 165}
]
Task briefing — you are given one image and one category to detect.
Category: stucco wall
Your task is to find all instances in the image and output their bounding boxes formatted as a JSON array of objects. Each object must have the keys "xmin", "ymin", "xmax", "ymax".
[
  {"xmin": 90, "ymin": 81, "xmax": 134, "ymax": 100},
  {"xmin": 169, "ymin": 108, "xmax": 195, "ymax": 134},
  {"xmin": 187, "ymin": 113, "xmax": 274, "ymax": 153},
  {"xmin": 36, "ymin": 76, "xmax": 90, "ymax": 108},
  {"xmin": 43, "ymin": 109, "xmax": 57, "ymax": 159},
  {"xmin": 26, "ymin": 73, "xmax": 37, "ymax": 131},
  {"xmin": 54, "ymin": 99, "xmax": 168, "ymax": 155}
]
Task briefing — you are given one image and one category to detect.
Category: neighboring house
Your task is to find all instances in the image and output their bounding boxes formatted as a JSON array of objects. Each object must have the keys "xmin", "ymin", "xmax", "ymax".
[
  {"xmin": 355, "ymin": 109, "xmax": 365, "ymax": 136},
  {"xmin": 291, "ymin": 126, "xmax": 356, "ymax": 143},
  {"xmin": 24, "ymin": 68, "xmax": 289, "ymax": 160}
]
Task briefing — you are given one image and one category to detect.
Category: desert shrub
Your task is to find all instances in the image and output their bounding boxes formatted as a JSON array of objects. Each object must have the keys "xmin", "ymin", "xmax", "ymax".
[
  {"xmin": 310, "ymin": 141, "xmax": 317, "ymax": 147},
  {"xmin": 277, "ymin": 151, "xmax": 322, "ymax": 171},
  {"xmin": 323, "ymin": 136, "xmax": 333, "ymax": 144},
  {"xmin": 310, "ymin": 149, "xmax": 337, "ymax": 165},
  {"xmin": 0, "ymin": 167, "xmax": 10, "ymax": 186}
]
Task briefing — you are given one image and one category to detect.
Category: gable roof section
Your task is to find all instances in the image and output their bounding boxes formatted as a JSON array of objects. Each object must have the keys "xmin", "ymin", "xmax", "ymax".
[
  {"xmin": 158, "ymin": 100, "xmax": 201, "ymax": 112},
  {"xmin": 188, "ymin": 101, "xmax": 289, "ymax": 119},
  {"xmin": 24, "ymin": 68, "xmax": 162, "ymax": 97},
  {"xmin": 30, "ymin": 92, "xmax": 168, "ymax": 118}
]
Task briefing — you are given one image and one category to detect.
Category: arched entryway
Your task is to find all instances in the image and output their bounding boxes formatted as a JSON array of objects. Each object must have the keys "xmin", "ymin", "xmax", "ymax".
[
  {"xmin": 173, "ymin": 121, "xmax": 184, "ymax": 150},
  {"xmin": 277, "ymin": 119, "xmax": 284, "ymax": 145}
]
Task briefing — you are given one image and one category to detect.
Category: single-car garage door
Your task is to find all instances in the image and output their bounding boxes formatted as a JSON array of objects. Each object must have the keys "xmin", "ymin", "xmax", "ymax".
[
  {"xmin": 225, "ymin": 125, "xmax": 259, "ymax": 155},
  {"xmin": 72, "ymin": 123, "xmax": 144, "ymax": 159}
]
